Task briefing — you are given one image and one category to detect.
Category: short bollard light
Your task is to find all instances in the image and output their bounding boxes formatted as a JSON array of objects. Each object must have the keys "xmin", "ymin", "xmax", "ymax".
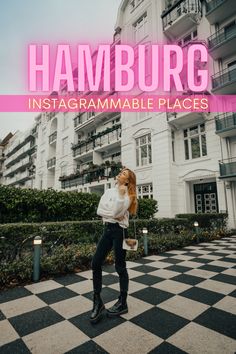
[
  {"xmin": 142, "ymin": 227, "xmax": 148, "ymax": 256},
  {"xmin": 194, "ymin": 221, "xmax": 199, "ymax": 243},
  {"xmin": 33, "ymin": 236, "xmax": 42, "ymax": 282}
]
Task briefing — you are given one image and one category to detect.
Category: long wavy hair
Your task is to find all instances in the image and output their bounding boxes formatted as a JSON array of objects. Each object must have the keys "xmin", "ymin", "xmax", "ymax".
[{"xmin": 122, "ymin": 167, "xmax": 138, "ymax": 216}]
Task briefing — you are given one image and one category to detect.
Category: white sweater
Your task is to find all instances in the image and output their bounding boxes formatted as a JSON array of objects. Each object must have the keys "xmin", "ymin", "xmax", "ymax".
[{"xmin": 97, "ymin": 185, "xmax": 131, "ymax": 228}]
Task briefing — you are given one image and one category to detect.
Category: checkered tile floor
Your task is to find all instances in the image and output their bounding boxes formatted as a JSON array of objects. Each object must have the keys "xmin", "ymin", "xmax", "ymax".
[{"xmin": 1, "ymin": 236, "xmax": 236, "ymax": 354}]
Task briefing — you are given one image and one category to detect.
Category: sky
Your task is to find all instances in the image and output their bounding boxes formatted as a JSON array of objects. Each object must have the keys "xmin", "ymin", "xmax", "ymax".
[{"xmin": 0, "ymin": 0, "xmax": 121, "ymax": 140}]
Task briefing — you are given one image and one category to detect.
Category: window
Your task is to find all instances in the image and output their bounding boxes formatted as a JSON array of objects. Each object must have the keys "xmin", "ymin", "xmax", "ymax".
[
  {"xmin": 62, "ymin": 137, "xmax": 68, "ymax": 156},
  {"xmin": 183, "ymin": 123, "xmax": 207, "ymax": 160},
  {"xmin": 130, "ymin": 0, "xmax": 135, "ymax": 10},
  {"xmin": 135, "ymin": 133, "xmax": 152, "ymax": 166},
  {"xmin": 138, "ymin": 183, "xmax": 153, "ymax": 198},
  {"xmin": 88, "ymin": 112, "xmax": 95, "ymax": 119},
  {"xmin": 61, "ymin": 164, "xmax": 67, "ymax": 176},
  {"xmin": 178, "ymin": 29, "xmax": 198, "ymax": 47},
  {"xmin": 133, "ymin": 12, "xmax": 148, "ymax": 43},
  {"xmin": 171, "ymin": 130, "xmax": 175, "ymax": 162}
]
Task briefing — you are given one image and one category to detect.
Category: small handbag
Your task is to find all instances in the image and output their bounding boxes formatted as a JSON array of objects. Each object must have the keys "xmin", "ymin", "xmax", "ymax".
[{"xmin": 122, "ymin": 217, "xmax": 138, "ymax": 251}]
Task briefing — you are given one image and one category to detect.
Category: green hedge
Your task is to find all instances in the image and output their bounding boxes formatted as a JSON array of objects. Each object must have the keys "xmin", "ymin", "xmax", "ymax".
[
  {"xmin": 0, "ymin": 229, "xmax": 231, "ymax": 289},
  {"xmin": 175, "ymin": 213, "xmax": 228, "ymax": 229},
  {"xmin": 0, "ymin": 186, "xmax": 157, "ymax": 223},
  {"xmin": 0, "ymin": 218, "xmax": 192, "ymax": 262},
  {"xmin": 0, "ymin": 186, "xmax": 100, "ymax": 223}
]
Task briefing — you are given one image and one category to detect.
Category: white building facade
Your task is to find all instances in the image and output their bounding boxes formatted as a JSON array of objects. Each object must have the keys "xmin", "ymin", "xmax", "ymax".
[
  {"xmin": 2, "ymin": 127, "xmax": 37, "ymax": 188},
  {"xmin": 2, "ymin": 0, "xmax": 235, "ymax": 228}
]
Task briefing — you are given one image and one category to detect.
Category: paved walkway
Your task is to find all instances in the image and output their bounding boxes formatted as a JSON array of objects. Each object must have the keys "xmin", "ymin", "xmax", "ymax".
[{"xmin": 0, "ymin": 236, "xmax": 236, "ymax": 354}]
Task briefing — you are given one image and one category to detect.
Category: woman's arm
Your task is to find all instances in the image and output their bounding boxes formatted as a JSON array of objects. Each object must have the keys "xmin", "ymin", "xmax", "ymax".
[{"xmin": 97, "ymin": 186, "xmax": 130, "ymax": 218}]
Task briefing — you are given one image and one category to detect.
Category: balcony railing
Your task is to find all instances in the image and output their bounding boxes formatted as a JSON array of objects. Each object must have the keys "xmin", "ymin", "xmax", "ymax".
[
  {"xmin": 74, "ymin": 112, "xmax": 95, "ymax": 129},
  {"xmin": 208, "ymin": 23, "xmax": 236, "ymax": 50},
  {"xmin": 47, "ymin": 157, "xmax": 56, "ymax": 169},
  {"xmin": 205, "ymin": 0, "xmax": 236, "ymax": 24},
  {"xmin": 60, "ymin": 162, "xmax": 122, "ymax": 188},
  {"xmin": 72, "ymin": 125, "xmax": 121, "ymax": 158},
  {"xmin": 161, "ymin": 0, "xmax": 201, "ymax": 33},
  {"xmin": 219, "ymin": 157, "xmax": 236, "ymax": 178},
  {"xmin": 49, "ymin": 131, "xmax": 57, "ymax": 144},
  {"xmin": 206, "ymin": 0, "xmax": 225, "ymax": 13},
  {"xmin": 212, "ymin": 67, "xmax": 236, "ymax": 91},
  {"xmin": 215, "ymin": 113, "xmax": 236, "ymax": 134}
]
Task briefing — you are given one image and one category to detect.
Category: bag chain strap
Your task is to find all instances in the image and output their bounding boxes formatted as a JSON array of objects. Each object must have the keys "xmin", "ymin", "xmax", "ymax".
[{"xmin": 123, "ymin": 217, "xmax": 137, "ymax": 240}]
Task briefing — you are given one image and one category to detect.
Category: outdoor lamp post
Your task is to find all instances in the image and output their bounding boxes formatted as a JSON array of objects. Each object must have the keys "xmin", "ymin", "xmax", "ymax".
[
  {"xmin": 142, "ymin": 227, "xmax": 148, "ymax": 256},
  {"xmin": 194, "ymin": 221, "xmax": 199, "ymax": 243},
  {"xmin": 33, "ymin": 236, "xmax": 42, "ymax": 282}
]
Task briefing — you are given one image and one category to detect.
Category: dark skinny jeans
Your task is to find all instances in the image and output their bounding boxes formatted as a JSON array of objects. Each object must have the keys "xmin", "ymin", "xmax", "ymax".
[{"xmin": 91, "ymin": 222, "xmax": 129, "ymax": 295}]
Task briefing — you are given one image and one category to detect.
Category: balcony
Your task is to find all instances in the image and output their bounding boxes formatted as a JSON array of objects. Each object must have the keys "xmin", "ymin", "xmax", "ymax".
[
  {"xmin": 208, "ymin": 23, "xmax": 236, "ymax": 60},
  {"xmin": 47, "ymin": 157, "xmax": 56, "ymax": 169},
  {"xmin": 211, "ymin": 67, "xmax": 236, "ymax": 94},
  {"xmin": 74, "ymin": 113, "xmax": 95, "ymax": 131},
  {"xmin": 49, "ymin": 131, "xmax": 57, "ymax": 144},
  {"xmin": 215, "ymin": 113, "xmax": 236, "ymax": 137},
  {"xmin": 205, "ymin": 0, "xmax": 236, "ymax": 25},
  {"xmin": 72, "ymin": 124, "xmax": 121, "ymax": 159},
  {"xmin": 219, "ymin": 157, "xmax": 236, "ymax": 180},
  {"xmin": 161, "ymin": 0, "xmax": 201, "ymax": 39},
  {"xmin": 7, "ymin": 170, "xmax": 31, "ymax": 186},
  {"xmin": 60, "ymin": 161, "xmax": 122, "ymax": 189},
  {"xmin": 166, "ymin": 93, "xmax": 207, "ymax": 127}
]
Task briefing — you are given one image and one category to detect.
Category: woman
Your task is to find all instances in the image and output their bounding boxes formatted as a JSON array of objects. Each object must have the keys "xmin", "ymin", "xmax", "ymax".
[{"xmin": 90, "ymin": 167, "xmax": 138, "ymax": 324}]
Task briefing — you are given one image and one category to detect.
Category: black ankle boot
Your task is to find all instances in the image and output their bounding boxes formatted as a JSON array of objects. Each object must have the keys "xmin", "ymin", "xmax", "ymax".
[
  {"xmin": 106, "ymin": 291, "xmax": 128, "ymax": 317},
  {"xmin": 90, "ymin": 292, "xmax": 105, "ymax": 324}
]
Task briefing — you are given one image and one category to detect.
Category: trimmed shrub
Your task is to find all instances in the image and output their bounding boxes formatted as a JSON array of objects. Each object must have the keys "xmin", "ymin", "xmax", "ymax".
[
  {"xmin": 0, "ymin": 218, "xmax": 192, "ymax": 263},
  {"xmin": 137, "ymin": 198, "xmax": 158, "ymax": 219},
  {"xmin": 175, "ymin": 213, "xmax": 228, "ymax": 229},
  {"xmin": 0, "ymin": 186, "xmax": 158, "ymax": 223},
  {"xmin": 0, "ymin": 228, "xmax": 231, "ymax": 289}
]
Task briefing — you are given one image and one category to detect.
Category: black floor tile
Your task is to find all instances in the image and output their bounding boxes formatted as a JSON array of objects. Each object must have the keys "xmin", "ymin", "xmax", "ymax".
[
  {"xmin": 190, "ymin": 257, "xmax": 211, "ymax": 264},
  {"xmin": 180, "ymin": 286, "xmax": 224, "ymax": 305},
  {"xmin": 0, "ymin": 310, "xmax": 6, "ymax": 320},
  {"xmin": 130, "ymin": 307, "xmax": 189, "ymax": 339},
  {"xmin": 132, "ymin": 274, "xmax": 165, "ymax": 286},
  {"xmin": 148, "ymin": 341, "xmax": 188, "ymax": 354},
  {"xmin": 0, "ymin": 287, "xmax": 32, "ymax": 304},
  {"xmin": 132, "ymin": 258, "xmax": 158, "ymax": 264},
  {"xmin": 199, "ymin": 264, "xmax": 227, "ymax": 273},
  {"xmin": 171, "ymin": 274, "xmax": 205, "ymax": 285},
  {"xmin": 194, "ymin": 307, "xmax": 236, "ymax": 339},
  {"xmin": 165, "ymin": 265, "xmax": 192, "ymax": 273},
  {"xmin": 102, "ymin": 274, "xmax": 119, "ymax": 286},
  {"xmin": 69, "ymin": 310, "xmax": 125, "ymax": 338},
  {"xmin": 131, "ymin": 265, "xmax": 157, "ymax": 273},
  {"xmin": 37, "ymin": 287, "xmax": 78, "ymax": 305},
  {"xmin": 0, "ymin": 339, "xmax": 31, "ymax": 354},
  {"xmin": 229, "ymin": 289, "xmax": 236, "ymax": 297},
  {"xmin": 181, "ymin": 252, "xmax": 202, "ymax": 257},
  {"xmin": 83, "ymin": 287, "xmax": 119, "ymax": 304},
  {"xmin": 102, "ymin": 264, "xmax": 116, "ymax": 273},
  {"xmin": 208, "ymin": 252, "xmax": 227, "ymax": 257},
  {"xmin": 204, "ymin": 247, "xmax": 221, "ymax": 251},
  {"xmin": 131, "ymin": 287, "xmax": 174, "ymax": 305},
  {"xmin": 160, "ymin": 258, "xmax": 183, "ymax": 264},
  {"xmin": 65, "ymin": 339, "xmax": 109, "ymax": 353},
  {"xmin": 9, "ymin": 306, "xmax": 64, "ymax": 337},
  {"xmin": 158, "ymin": 252, "xmax": 179, "ymax": 257},
  {"xmin": 211, "ymin": 273, "xmax": 236, "ymax": 285},
  {"xmin": 220, "ymin": 257, "xmax": 236, "ymax": 264},
  {"xmin": 54, "ymin": 274, "xmax": 87, "ymax": 286}
]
